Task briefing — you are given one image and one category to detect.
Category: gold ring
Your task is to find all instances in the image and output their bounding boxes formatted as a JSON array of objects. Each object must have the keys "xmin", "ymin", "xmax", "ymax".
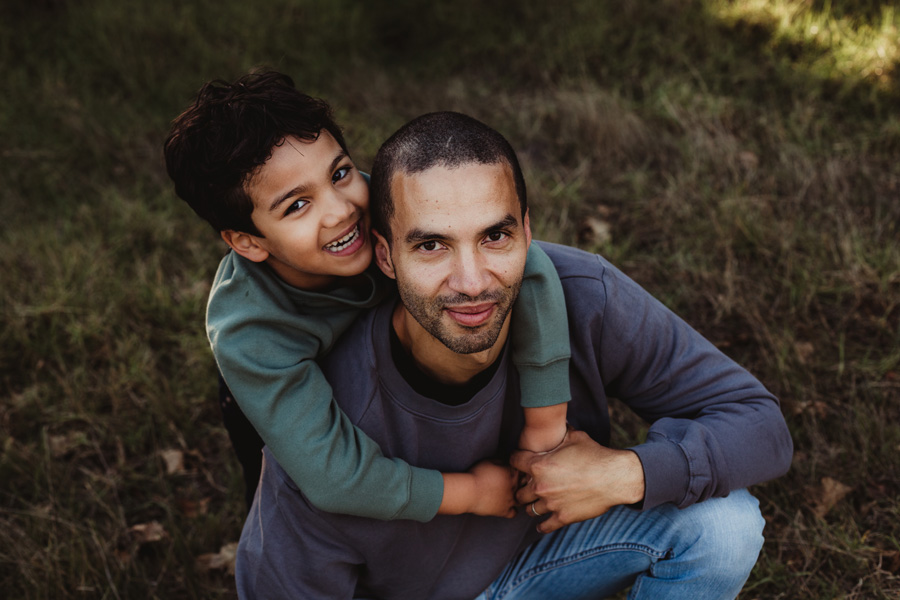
[{"xmin": 530, "ymin": 502, "xmax": 542, "ymax": 517}]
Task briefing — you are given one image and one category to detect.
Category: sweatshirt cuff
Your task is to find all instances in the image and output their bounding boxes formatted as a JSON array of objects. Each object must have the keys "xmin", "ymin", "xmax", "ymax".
[
  {"xmin": 629, "ymin": 436, "xmax": 691, "ymax": 510},
  {"xmin": 516, "ymin": 359, "xmax": 572, "ymax": 408},
  {"xmin": 397, "ymin": 466, "xmax": 445, "ymax": 522}
]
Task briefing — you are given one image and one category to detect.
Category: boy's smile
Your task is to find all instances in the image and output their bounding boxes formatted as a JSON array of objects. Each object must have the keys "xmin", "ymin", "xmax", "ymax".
[{"xmin": 223, "ymin": 131, "xmax": 372, "ymax": 290}]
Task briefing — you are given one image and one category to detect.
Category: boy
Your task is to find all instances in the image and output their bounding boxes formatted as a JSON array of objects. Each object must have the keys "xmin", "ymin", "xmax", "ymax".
[{"xmin": 164, "ymin": 70, "xmax": 570, "ymax": 521}]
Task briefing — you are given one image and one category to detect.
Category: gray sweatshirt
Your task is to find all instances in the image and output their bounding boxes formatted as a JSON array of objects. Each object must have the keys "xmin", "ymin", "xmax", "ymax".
[{"xmin": 236, "ymin": 241, "xmax": 793, "ymax": 599}]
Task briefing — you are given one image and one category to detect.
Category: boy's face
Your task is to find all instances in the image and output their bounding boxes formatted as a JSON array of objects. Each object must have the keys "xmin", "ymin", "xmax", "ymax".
[{"xmin": 225, "ymin": 131, "xmax": 372, "ymax": 290}]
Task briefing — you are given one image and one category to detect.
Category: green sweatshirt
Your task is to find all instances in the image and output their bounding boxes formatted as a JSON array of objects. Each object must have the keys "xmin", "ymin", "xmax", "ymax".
[{"xmin": 207, "ymin": 243, "xmax": 570, "ymax": 522}]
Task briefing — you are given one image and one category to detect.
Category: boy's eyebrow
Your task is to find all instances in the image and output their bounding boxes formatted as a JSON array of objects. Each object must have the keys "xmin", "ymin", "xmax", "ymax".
[
  {"xmin": 404, "ymin": 213, "xmax": 519, "ymax": 245},
  {"xmin": 268, "ymin": 150, "xmax": 349, "ymax": 214}
]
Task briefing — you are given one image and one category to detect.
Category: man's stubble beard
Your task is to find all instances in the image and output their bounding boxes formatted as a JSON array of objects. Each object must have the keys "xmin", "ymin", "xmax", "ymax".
[{"xmin": 395, "ymin": 277, "xmax": 524, "ymax": 355}]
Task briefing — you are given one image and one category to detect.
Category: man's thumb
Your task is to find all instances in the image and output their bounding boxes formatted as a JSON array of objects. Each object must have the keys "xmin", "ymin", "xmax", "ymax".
[{"xmin": 509, "ymin": 450, "xmax": 535, "ymax": 474}]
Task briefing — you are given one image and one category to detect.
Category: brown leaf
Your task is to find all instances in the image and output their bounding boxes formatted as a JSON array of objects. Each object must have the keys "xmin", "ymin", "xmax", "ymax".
[
  {"xmin": 812, "ymin": 477, "xmax": 853, "ymax": 518},
  {"xmin": 177, "ymin": 497, "xmax": 211, "ymax": 518},
  {"xmin": 48, "ymin": 431, "xmax": 87, "ymax": 458},
  {"xmin": 129, "ymin": 521, "xmax": 168, "ymax": 545},
  {"xmin": 196, "ymin": 542, "xmax": 239, "ymax": 575},
  {"xmin": 159, "ymin": 449, "xmax": 185, "ymax": 475},
  {"xmin": 738, "ymin": 150, "xmax": 759, "ymax": 171},
  {"xmin": 794, "ymin": 341, "xmax": 814, "ymax": 365},
  {"xmin": 578, "ymin": 216, "xmax": 612, "ymax": 246},
  {"xmin": 882, "ymin": 550, "xmax": 900, "ymax": 574},
  {"xmin": 114, "ymin": 546, "xmax": 133, "ymax": 565}
]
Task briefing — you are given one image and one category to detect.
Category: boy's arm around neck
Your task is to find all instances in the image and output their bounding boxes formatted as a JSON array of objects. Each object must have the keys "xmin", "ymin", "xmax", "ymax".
[
  {"xmin": 510, "ymin": 243, "xmax": 572, "ymax": 409},
  {"xmin": 207, "ymin": 252, "xmax": 444, "ymax": 521}
]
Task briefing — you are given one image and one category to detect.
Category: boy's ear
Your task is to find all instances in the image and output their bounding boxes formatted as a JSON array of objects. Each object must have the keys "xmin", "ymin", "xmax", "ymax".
[
  {"xmin": 220, "ymin": 230, "xmax": 270, "ymax": 263},
  {"xmin": 372, "ymin": 230, "xmax": 396, "ymax": 280}
]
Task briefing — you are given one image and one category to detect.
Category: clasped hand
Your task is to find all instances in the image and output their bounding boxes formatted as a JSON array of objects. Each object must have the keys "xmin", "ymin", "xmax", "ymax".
[{"xmin": 510, "ymin": 429, "xmax": 646, "ymax": 533}]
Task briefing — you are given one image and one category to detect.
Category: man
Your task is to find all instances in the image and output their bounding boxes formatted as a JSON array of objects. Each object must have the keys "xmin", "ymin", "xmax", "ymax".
[{"xmin": 236, "ymin": 111, "xmax": 793, "ymax": 599}]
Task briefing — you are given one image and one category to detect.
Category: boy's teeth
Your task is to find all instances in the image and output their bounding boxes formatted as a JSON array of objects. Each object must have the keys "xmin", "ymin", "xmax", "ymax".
[{"xmin": 325, "ymin": 225, "xmax": 359, "ymax": 251}]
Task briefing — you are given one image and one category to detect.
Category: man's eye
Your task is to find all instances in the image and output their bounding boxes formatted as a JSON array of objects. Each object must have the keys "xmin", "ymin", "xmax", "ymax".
[
  {"xmin": 485, "ymin": 231, "xmax": 508, "ymax": 243},
  {"xmin": 284, "ymin": 199, "xmax": 309, "ymax": 216},
  {"xmin": 333, "ymin": 166, "xmax": 352, "ymax": 184},
  {"xmin": 419, "ymin": 241, "xmax": 443, "ymax": 252}
]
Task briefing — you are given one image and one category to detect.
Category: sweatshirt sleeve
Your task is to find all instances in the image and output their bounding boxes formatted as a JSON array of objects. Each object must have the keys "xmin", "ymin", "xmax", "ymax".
[
  {"xmin": 592, "ymin": 257, "xmax": 793, "ymax": 510},
  {"xmin": 510, "ymin": 243, "xmax": 572, "ymax": 408},
  {"xmin": 207, "ymin": 253, "xmax": 444, "ymax": 522}
]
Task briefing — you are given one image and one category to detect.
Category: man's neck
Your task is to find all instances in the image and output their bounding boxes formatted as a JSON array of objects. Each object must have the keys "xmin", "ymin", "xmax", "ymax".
[{"xmin": 391, "ymin": 302, "xmax": 510, "ymax": 386}]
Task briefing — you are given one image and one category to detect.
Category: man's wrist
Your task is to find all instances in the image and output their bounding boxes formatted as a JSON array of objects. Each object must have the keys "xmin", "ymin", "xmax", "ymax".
[{"xmin": 617, "ymin": 449, "xmax": 646, "ymax": 506}]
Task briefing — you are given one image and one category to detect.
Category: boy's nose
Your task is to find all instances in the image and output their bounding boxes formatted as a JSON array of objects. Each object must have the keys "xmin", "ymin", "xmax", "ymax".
[{"xmin": 321, "ymin": 192, "xmax": 356, "ymax": 228}]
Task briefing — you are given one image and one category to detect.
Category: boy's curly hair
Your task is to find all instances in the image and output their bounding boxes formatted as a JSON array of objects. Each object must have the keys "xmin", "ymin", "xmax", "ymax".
[{"xmin": 164, "ymin": 70, "xmax": 346, "ymax": 235}]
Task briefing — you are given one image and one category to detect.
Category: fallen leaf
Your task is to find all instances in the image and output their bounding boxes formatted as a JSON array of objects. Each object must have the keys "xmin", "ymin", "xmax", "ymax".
[
  {"xmin": 794, "ymin": 341, "xmax": 814, "ymax": 365},
  {"xmin": 196, "ymin": 542, "xmax": 239, "ymax": 575},
  {"xmin": 177, "ymin": 497, "xmax": 211, "ymax": 518},
  {"xmin": 812, "ymin": 477, "xmax": 853, "ymax": 518},
  {"xmin": 48, "ymin": 431, "xmax": 87, "ymax": 458},
  {"xmin": 129, "ymin": 521, "xmax": 168, "ymax": 545},
  {"xmin": 114, "ymin": 546, "xmax": 133, "ymax": 565},
  {"xmin": 882, "ymin": 550, "xmax": 900, "ymax": 574},
  {"xmin": 738, "ymin": 150, "xmax": 759, "ymax": 171},
  {"xmin": 578, "ymin": 216, "xmax": 612, "ymax": 246},
  {"xmin": 159, "ymin": 449, "xmax": 185, "ymax": 475},
  {"xmin": 791, "ymin": 400, "xmax": 829, "ymax": 418}
]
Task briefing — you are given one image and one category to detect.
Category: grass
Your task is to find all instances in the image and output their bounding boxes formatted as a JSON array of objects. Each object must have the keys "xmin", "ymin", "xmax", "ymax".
[{"xmin": 1, "ymin": 0, "xmax": 898, "ymax": 597}]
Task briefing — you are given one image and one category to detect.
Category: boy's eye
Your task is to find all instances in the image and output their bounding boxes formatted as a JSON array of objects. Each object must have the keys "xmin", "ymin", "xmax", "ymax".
[
  {"xmin": 333, "ymin": 165, "xmax": 352, "ymax": 184},
  {"xmin": 284, "ymin": 198, "xmax": 309, "ymax": 216}
]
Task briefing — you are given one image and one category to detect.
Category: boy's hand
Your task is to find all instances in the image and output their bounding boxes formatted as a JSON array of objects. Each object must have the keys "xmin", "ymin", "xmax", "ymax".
[{"xmin": 467, "ymin": 460, "xmax": 518, "ymax": 519}]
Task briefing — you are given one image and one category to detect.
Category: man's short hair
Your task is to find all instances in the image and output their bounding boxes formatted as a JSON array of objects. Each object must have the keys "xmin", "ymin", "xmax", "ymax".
[
  {"xmin": 164, "ymin": 70, "xmax": 347, "ymax": 235},
  {"xmin": 370, "ymin": 112, "xmax": 527, "ymax": 243}
]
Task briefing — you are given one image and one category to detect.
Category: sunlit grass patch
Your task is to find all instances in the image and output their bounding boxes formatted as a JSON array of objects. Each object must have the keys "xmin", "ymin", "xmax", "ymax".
[{"xmin": 712, "ymin": 0, "xmax": 898, "ymax": 91}]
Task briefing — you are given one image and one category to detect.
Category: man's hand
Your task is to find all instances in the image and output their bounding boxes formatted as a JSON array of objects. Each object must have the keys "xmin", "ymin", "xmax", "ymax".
[
  {"xmin": 510, "ymin": 429, "xmax": 645, "ymax": 533},
  {"xmin": 468, "ymin": 459, "xmax": 519, "ymax": 518}
]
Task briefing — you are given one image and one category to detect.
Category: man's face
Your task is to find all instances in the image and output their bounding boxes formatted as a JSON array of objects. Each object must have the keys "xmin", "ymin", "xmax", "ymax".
[
  {"xmin": 228, "ymin": 131, "xmax": 372, "ymax": 290},
  {"xmin": 375, "ymin": 161, "xmax": 531, "ymax": 355}
]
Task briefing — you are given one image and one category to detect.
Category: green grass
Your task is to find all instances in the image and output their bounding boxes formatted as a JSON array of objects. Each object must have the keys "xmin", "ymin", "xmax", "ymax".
[{"xmin": 2, "ymin": 0, "xmax": 898, "ymax": 597}]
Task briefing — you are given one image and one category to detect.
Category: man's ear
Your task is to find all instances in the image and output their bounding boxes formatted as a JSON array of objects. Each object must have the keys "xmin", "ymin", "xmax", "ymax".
[
  {"xmin": 523, "ymin": 209, "xmax": 532, "ymax": 247},
  {"xmin": 220, "ymin": 230, "xmax": 270, "ymax": 263},
  {"xmin": 372, "ymin": 230, "xmax": 396, "ymax": 280}
]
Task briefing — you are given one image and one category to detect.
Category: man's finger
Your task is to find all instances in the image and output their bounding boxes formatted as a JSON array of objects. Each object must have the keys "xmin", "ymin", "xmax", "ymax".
[
  {"xmin": 509, "ymin": 450, "xmax": 535, "ymax": 474},
  {"xmin": 537, "ymin": 515, "xmax": 565, "ymax": 534},
  {"xmin": 525, "ymin": 500, "xmax": 548, "ymax": 519},
  {"xmin": 515, "ymin": 484, "xmax": 537, "ymax": 505}
]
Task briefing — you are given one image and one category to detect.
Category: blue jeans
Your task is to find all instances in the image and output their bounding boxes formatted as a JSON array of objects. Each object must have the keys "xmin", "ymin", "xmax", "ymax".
[{"xmin": 475, "ymin": 489, "xmax": 765, "ymax": 600}]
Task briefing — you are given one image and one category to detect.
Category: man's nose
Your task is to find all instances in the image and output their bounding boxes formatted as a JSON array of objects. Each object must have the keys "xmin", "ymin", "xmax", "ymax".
[
  {"xmin": 320, "ymin": 191, "xmax": 355, "ymax": 228},
  {"xmin": 447, "ymin": 248, "xmax": 492, "ymax": 298}
]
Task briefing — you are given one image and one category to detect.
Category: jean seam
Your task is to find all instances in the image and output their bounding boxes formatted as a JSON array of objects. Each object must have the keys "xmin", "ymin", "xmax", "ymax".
[{"xmin": 495, "ymin": 542, "xmax": 670, "ymax": 599}]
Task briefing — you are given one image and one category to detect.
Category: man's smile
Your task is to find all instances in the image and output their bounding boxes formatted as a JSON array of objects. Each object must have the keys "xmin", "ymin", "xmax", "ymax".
[{"xmin": 444, "ymin": 303, "xmax": 497, "ymax": 327}]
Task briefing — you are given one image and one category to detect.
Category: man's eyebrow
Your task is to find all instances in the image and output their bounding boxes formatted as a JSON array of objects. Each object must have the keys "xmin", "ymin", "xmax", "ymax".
[
  {"xmin": 405, "ymin": 228, "xmax": 449, "ymax": 245},
  {"xmin": 481, "ymin": 214, "xmax": 519, "ymax": 236},
  {"xmin": 268, "ymin": 150, "xmax": 349, "ymax": 214},
  {"xmin": 403, "ymin": 214, "xmax": 519, "ymax": 245}
]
